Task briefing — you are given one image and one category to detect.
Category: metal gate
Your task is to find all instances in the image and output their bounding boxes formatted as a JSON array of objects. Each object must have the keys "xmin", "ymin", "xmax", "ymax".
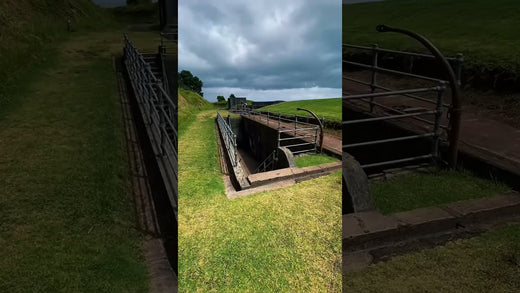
[
  {"xmin": 343, "ymin": 30, "xmax": 463, "ymax": 170},
  {"xmin": 245, "ymin": 109, "xmax": 320, "ymax": 155}
]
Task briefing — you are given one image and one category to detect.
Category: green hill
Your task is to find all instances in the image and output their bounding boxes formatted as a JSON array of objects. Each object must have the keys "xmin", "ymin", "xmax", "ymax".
[
  {"xmin": 0, "ymin": 0, "xmax": 110, "ymax": 86},
  {"xmin": 258, "ymin": 98, "xmax": 341, "ymax": 122},
  {"xmin": 178, "ymin": 88, "xmax": 214, "ymax": 136},
  {"xmin": 343, "ymin": 0, "xmax": 520, "ymax": 90}
]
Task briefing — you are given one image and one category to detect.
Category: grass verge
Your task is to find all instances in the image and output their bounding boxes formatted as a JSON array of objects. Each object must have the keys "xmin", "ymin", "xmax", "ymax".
[
  {"xmin": 343, "ymin": 0, "xmax": 520, "ymax": 69},
  {"xmin": 344, "ymin": 224, "xmax": 520, "ymax": 292},
  {"xmin": 259, "ymin": 98, "xmax": 342, "ymax": 122},
  {"xmin": 295, "ymin": 153, "xmax": 339, "ymax": 168},
  {"xmin": 178, "ymin": 110, "xmax": 342, "ymax": 291},
  {"xmin": 0, "ymin": 30, "xmax": 158, "ymax": 292},
  {"xmin": 370, "ymin": 170, "xmax": 509, "ymax": 214}
]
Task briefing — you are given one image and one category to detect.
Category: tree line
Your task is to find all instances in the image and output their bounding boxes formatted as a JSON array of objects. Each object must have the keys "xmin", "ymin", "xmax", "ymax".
[{"xmin": 178, "ymin": 70, "xmax": 203, "ymax": 97}]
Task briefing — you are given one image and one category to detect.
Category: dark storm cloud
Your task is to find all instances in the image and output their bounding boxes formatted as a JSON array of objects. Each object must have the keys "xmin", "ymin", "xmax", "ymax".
[{"xmin": 179, "ymin": 0, "xmax": 341, "ymax": 101}]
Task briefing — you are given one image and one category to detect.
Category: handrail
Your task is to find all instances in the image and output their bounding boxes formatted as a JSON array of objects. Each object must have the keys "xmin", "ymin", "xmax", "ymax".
[
  {"xmin": 244, "ymin": 109, "xmax": 320, "ymax": 156},
  {"xmin": 343, "ymin": 37, "xmax": 448, "ymax": 170},
  {"xmin": 245, "ymin": 109, "xmax": 322, "ymax": 128},
  {"xmin": 216, "ymin": 112, "xmax": 238, "ymax": 167},
  {"xmin": 343, "ymin": 43, "xmax": 461, "ymax": 62},
  {"xmin": 375, "ymin": 24, "xmax": 462, "ymax": 167},
  {"xmin": 253, "ymin": 150, "xmax": 277, "ymax": 174},
  {"xmin": 123, "ymin": 34, "xmax": 178, "ymax": 220}
]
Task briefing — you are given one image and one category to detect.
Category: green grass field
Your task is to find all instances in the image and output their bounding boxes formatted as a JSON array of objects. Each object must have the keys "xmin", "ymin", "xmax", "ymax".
[
  {"xmin": 370, "ymin": 170, "xmax": 509, "ymax": 214},
  {"xmin": 0, "ymin": 29, "xmax": 164, "ymax": 292},
  {"xmin": 0, "ymin": 1, "xmax": 168, "ymax": 289},
  {"xmin": 345, "ymin": 169, "xmax": 517, "ymax": 291},
  {"xmin": 344, "ymin": 223, "xmax": 520, "ymax": 292},
  {"xmin": 178, "ymin": 110, "xmax": 341, "ymax": 291},
  {"xmin": 178, "ymin": 88, "xmax": 216, "ymax": 136},
  {"xmin": 259, "ymin": 98, "xmax": 341, "ymax": 122},
  {"xmin": 295, "ymin": 153, "xmax": 339, "ymax": 168},
  {"xmin": 343, "ymin": 0, "xmax": 520, "ymax": 70}
]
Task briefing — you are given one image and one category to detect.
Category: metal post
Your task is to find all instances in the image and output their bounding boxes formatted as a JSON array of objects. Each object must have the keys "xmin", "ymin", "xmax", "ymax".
[
  {"xmin": 376, "ymin": 24, "xmax": 462, "ymax": 168},
  {"xmin": 297, "ymin": 108, "xmax": 324, "ymax": 153},
  {"xmin": 233, "ymin": 134, "xmax": 238, "ymax": 166},
  {"xmin": 370, "ymin": 44, "xmax": 379, "ymax": 113},
  {"xmin": 314, "ymin": 128, "xmax": 318, "ymax": 153},
  {"xmin": 294, "ymin": 115, "xmax": 297, "ymax": 136},
  {"xmin": 432, "ymin": 83, "xmax": 446, "ymax": 161},
  {"xmin": 157, "ymin": 83, "xmax": 166, "ymax": 156},
  {"xmin": 455, "ymin": 53, "xmax": 464, "ymax": 86},
  {"xmin": 278, "ymin": 112, "xmax": 281, "ymax": 129}
]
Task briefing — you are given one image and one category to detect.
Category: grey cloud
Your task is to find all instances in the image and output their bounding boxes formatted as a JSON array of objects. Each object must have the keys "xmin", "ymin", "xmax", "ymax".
[{"xmin": 179, "ymin": 0, "xmax": 341, "ymax": 100}]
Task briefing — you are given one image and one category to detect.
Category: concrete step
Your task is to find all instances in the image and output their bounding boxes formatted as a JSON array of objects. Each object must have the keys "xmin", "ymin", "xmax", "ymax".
[
  {"xmin": 343, "ymin": 191, "xmax": 520, "ymax": 253},
  {"xmin": 248, "ymin": 161, "xmax": 341, "ymax": 187}
]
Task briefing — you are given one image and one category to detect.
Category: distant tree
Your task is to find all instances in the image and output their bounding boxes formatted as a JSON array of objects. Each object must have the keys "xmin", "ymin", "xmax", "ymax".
[
  {"xmin": 217, "ymin": 96, "xmax": 225, "ymax": 102},
  {"xmin": 229, "ymin": 94, "xmax": 236, "ymax": 100},
  {"xmin": 178, "ymin": 70, "xmax": 203, "ymax": 96}
]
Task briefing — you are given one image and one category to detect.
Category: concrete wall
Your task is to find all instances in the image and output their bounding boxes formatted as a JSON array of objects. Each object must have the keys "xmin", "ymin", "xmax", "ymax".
[
  {"xmin": 240, "ymin": 116, "xmax": 315, "ymax": 164},
  {"xmin": 241, "ymin": 116, "xmax": 280, "ymax": 163}
]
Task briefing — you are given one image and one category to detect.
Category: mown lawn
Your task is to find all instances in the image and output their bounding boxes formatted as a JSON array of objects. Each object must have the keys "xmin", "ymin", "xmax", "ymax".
[
  {"xmin": 295, "ymin": 153, "xmax": 339, "ymax": 168},
  {"xmin": 370, "ymin": 170, "xmax": 509, "ymax": 214},
  {"xmin": 0, "ymin": 30, "xmax": 163, "ymax": 292},
  {"xmin": 178, "ymin": 110, "xmax": 342, "ymax": 292},
  {"xmin": 259, "ymin": 98, "xmax": 342, "ymax": 122},
  {"xmin": 343, "ymin": 0, "xmax": 520, "ymax": 69},
  {"xmin": 344, "ymin": 224, "xmax": 520, "ymax": 292}
]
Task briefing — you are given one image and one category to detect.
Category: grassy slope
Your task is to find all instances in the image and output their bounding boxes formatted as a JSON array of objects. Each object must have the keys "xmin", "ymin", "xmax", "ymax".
[
  {"xmin": 371, "ymin": 170, "xmax": 509, "ymax": 214},
  {"xmin": 259, "ymin": 98, "xmax": 342, "ymax": 122},
  {"xmin": 345, "ymin": 224, "xmax": 520, "ymax": 292},
  {"xmin": 0, "ymin": 14, "xmax": 162, "ymax": 291},
  {"xmin": 0, "ymin": 0, "xmax": 111, "ymax": 86},
  {"xmin": 178, "ymin": 110, "xmax": 341, "ymax": 291},
  {"xmin": 343, "ymin": 0, "xmax": 520, "ymax": 70},
  {"xmin": 178, "ymin": 88, "xmax": 215, "ymax": 137}
]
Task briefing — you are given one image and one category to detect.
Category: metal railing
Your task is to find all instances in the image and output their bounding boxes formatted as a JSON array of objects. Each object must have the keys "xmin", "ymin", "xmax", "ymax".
[
  {"xmin": 160, "ymin": 32, "xmax": 177, "ymax": 54},
  {"xmin": 161, "ymin": 30, "xmax": 178, "ymax": 43},
  {"xmin": 344, "ymin": 37, "xmax": 463, "ymax": 167},
  {"xmin": 253, "ymin": 150, "xmax": 277, "ymax": 173},
  {"xmin": 343, "ymin": 42, "xmax": 455, "ymax": 169},
  {"xmin": 244, "ymin": 109, "xmax": 320, "ymax": 155},
  {"xmin": 124, "ymin": 35, "xmax": 178, "ymax": 218},
  {"xmin": 343, "ymin": 44, "xmax": 463, "ymax": 86},
  {"xmin": 216, "ymin": 112, "xmax": 238, "ymax": 167}
]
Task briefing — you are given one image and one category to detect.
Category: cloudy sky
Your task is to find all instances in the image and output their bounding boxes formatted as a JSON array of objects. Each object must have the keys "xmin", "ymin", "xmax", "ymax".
[{"xmin": 179, "ymin": 0, "xmax": 342, "ymax": 102}]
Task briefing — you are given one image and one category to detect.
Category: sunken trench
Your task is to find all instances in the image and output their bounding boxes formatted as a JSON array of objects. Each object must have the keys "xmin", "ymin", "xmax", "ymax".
[{"xmin": 216, "ymin": 111, "xmax": 341, "ymax": 197}]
